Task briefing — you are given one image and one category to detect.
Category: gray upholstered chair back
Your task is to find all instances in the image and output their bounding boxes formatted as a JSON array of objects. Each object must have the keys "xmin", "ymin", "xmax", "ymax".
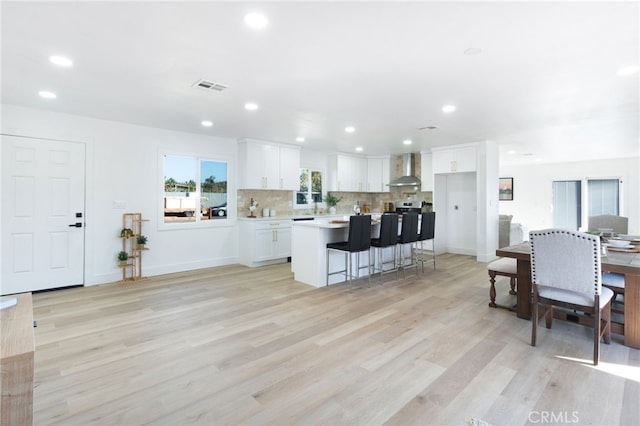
[
  {"xmin": 588, "ymin": 215, "xmax": 628, "ymax": 234},
  {"xmin": 529, "ymin": 229, "xmax": 602, "ymax": 295},
  {"xmin": 499, "ymin": 215, "xmax": 513, "ymax": 248}
]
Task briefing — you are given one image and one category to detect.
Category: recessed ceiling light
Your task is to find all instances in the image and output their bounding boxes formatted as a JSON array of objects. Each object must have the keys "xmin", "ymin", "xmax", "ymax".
[
  {"xmin": 38, "ymin": 91, "xmax": 56, "ymax": 99},
  {"xmin": 345, "ymin": 126, "xmax": 355, "ymax": 133},
  {"xmin": 244, "ymin": 102, "xmax": 259, "ymax": 111},
  {"xmin": 244, "ymin": 13, "xmax": 268, "ymax": 29},
  {"xmin": 49, "ymin": 55, "xmax": 73, "ymax": 67},
  {"xmin": 464, "ymin": 47, "xmax": 482, "ymax": 56},
  {"xmin": 442, "ymin": 105, "xmax": 456, "ymax": 113},
  {"xmin": 508, "ymin": 150, "xmax": 517, "ymax": 155},
  {"xmin": 403, "ymin": 139, "xmax": 412, "ymax": 145},
  {"xmin": 355, "ymin": 147, "xmax": 363, "ymax": 152},
  {"xmin": 201, "ymin": 120, "xmax": 213, "ymax": 127},
  {"xmin": 617, "ymin": 65, "xmax": 640, "ymax": 76},
  {"xmin": 296, "ymin": 137, "xmax": 305, "ymax": 142}
]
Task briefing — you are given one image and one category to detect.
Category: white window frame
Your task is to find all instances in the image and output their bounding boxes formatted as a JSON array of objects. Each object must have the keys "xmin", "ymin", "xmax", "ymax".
[
  {"xmin": 294, "ymin": 167, "xmax": 325, "ymax": 209},
  {"xmin": 158, "ymin": 150, "xmax": 235, "ymax": 230}
]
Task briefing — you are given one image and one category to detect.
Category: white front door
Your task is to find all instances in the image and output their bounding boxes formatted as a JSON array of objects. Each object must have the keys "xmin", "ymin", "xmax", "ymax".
[{"xmin": 1, "ymin": 135, "xmax": 86, "ymax": 295}]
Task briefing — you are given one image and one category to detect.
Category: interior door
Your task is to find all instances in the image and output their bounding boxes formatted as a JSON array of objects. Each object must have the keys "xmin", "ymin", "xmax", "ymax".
[{"xmin": 1, "ymin": 135, "xmax": 86, "ymax": 295}]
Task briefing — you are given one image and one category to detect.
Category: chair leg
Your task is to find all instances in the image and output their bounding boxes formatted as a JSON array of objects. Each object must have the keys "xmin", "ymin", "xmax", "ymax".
[
  {"xmin": 531, "ymin": 287, "xmax": 539, "ymax": 347},
  {"xmin": 594, "ymin": 305, "xmax": 601, "ymax": 365},
  {"xmin": 488, "ymin": 271, "xmax": 498, "ymax": 308},
  {"xmin": 367, "ymin": 250, "xmax": 371, "ymax": 287},
  {"xmin": 545, "ymin": 304, "xmax": 553, "ymax": 329},
  {"xmin": 509, "ymin": 277, "xmax": 517, "ymax": 295},
  {"xmin": 602, "ymin": 301, "xmax": 611, "ymax": 345}
]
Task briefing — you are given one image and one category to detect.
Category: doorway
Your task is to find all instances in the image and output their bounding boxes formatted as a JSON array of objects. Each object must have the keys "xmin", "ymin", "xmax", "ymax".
[{"xmin": 1, "ymin": 135, "xmax": 86, "ymax": 295}]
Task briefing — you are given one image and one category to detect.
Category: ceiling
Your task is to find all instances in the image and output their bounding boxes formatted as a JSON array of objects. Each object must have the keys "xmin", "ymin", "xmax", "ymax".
[{"xmin": 1, "ymin": 1, "xmax": 638, "ymax": 165}]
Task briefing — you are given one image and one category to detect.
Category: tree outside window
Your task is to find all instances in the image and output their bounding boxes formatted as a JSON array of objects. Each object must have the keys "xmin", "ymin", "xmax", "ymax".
[
  {"xmin": 296, "ymin": 168, "xmax": 323, "ymax": 207},
  {"xmin": 164, "ymin": 154, "xmax": 228, "ymax": 223}
]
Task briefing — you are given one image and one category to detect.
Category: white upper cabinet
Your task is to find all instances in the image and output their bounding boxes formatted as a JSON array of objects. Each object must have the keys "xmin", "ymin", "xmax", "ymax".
[
  {"xmin": 329, "ymin": 154, "xmax": 367, "ymax": 192},
  {"xmin": 279, "ymin": 145, "xmax": 301, "ymax": 190},
  {"xmin": 432, "ymin": 145, "xmax": 477, "ymax": 174},
  {"xmin": 420, "ymin": 152, "xmax": 434, "ymax": 191},
  {"xmin": 366, "ymin": 156, "xmax": 390, "ymax": 192},
  {"xmin": 238, "ymin": 139, "xmax": 301, "ymax": 190}
]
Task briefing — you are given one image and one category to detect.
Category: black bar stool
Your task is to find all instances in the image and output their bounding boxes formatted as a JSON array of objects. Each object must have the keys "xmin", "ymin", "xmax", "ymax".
[
  {"xmin": 370, "ymin": 213, "xmax": 399, "ymax": 281},
  {"xmin": 326, "ymin": 215, "xmax": 372, "ymax": 286},
  {"xmin": 414, "ymin": 211, "xmax": 436, "ymax": 272},
  {"xmin": 397, "ymin": 212, "xmax": 419, "ymax": 278}
]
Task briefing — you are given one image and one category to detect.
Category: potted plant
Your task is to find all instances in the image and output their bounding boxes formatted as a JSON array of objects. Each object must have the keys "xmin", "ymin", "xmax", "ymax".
[
  {"xmin": 136, "ymin": 235, "xmax": 148, "ymax": 249},
  {"xmin": 324, "ymin": 193, "xmax": 342, "ymax": 215},
  {"xmin": 120, "ymin": 228, "xmax": 134, "ymax": 238},
  {"xmin": 117, "ymin": 251, "xmax": 129, "ymax": 266}
]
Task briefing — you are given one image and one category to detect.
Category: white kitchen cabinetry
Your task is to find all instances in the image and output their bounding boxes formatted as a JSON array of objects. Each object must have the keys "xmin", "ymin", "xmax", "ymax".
[
  {"xmin": 329, "ymin": 154, "xmax": 367, "ymax": 192},
  {"xmin": 420, "ymin": 152, "xmax": 434, "ymax": 191},
  {"xmin": 432, "ymin": 145, "xmax": 477, "ymax": 174},
  {"xmin": 239, "ymin": 219, "xmax": 292, "ymax": 267},
  {"xmin": 238, "ymin": 139, "xmax": 301, "ymax": 190},
  {"xmin": 366, "ymin": 156, "xmax": 390, "ymax": 192}
]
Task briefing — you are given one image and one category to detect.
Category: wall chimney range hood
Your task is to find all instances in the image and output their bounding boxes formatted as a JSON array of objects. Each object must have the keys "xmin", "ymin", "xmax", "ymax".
[{"xmin": 388, "ymin": 153, "xmax": 422, "ymax": 187}]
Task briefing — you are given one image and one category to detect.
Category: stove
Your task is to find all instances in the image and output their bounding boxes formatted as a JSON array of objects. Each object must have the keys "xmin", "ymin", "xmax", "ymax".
[{"xmin": 395, "ymin": 201, "xmax": 422, "ymax": 214}]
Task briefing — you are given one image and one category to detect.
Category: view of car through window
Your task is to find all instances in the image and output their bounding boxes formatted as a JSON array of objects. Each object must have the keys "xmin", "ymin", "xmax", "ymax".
[{"xmin": 163, "ymin": 155, "xmax": 228, "ymax": 223}]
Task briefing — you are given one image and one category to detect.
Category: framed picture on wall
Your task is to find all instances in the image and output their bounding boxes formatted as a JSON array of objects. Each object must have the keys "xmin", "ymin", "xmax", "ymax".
[{"xmin": 499, "ymin": 177, "xmax": 514, "ymax": 201}]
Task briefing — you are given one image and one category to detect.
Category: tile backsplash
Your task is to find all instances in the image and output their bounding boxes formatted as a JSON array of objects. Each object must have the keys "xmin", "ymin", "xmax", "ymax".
[{"xmin": 237, "ymin": 189, "xmax": 432, "ymax": 218}]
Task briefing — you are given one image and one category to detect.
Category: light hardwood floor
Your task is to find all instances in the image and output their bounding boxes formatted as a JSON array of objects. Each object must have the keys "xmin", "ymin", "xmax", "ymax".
[{"xmin": 32, "ymin": 254, "xmax": 639, "ymax": 425}]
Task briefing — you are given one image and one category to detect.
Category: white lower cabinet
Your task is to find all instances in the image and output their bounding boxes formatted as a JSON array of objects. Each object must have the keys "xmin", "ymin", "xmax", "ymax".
[{"xmin": 239, "ymin": 220, "xmax": 292, "ymax": 267}]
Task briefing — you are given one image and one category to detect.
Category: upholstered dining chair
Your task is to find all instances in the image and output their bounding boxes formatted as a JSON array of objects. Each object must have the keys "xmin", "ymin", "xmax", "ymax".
[
  {"xmin": 370, "ymin": 213, "xmax": 399, "ymax": 281},
  {"xmin": 529, "ymin": 229, "xmax": 614, "ymax": 365},
  {"xmin": 487, "ymin": 214, "xmax": 518, "ymax": 310},
  {"xmin": 397, "ymin": 212, "xmax": 419, "ymax": 278},
  {"xmin": 326, "ymin": 214, "xmax": 372, "ymax": 287},
  {"xmin": 414, "ymin": 212, "xmax": 436, "ymax": 272},
  {"xmin": 588, "ymin": 215, "xmax": 628, "ymax": 234}
]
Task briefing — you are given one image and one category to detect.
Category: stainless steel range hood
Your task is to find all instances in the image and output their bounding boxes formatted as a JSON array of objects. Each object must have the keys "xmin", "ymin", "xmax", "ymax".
[{"xmin": 388, "ymin": 153, "xmax": 421, "ymax": 187}]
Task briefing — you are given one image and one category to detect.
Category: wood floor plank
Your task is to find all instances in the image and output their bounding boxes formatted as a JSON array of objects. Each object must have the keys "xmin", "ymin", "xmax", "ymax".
[{"xmin": 29, "ymin": 254, "xmax": 639, "ymax": 425}]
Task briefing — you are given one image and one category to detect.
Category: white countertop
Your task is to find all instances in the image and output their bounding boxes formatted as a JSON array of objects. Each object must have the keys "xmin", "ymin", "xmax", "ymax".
[
  {"xmin": 238, "ymin": 214, "xmax": 383, "ymax": 222},
  {"xmin": 292, "ymin": 216, "xmax": 382, "ymax": 229}
]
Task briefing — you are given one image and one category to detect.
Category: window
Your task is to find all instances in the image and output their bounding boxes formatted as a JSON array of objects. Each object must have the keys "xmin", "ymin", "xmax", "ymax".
[
  {"xmin": 588, "ymin": 179, "xmax": 619, "ymax": 216},
  {"xmin": 552, "ymin": 180, "xmax": 581, "ymax": 230},
  {"xmin": 163, "ymin": 154, "xmax": 228, "ymax": 223},
  {"xmin": 296, "ymin": 168, "xmax": 323, "ymax": 207},
  {"xmin": 552, "ymin": 178, "xmax": 622, "ymax": 231}
]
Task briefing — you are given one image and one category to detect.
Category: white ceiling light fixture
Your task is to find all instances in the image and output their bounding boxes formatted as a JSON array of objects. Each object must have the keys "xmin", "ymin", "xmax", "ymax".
[
  {"xmin": 355, "ymin": 147, "xmax": 363, "ymax": 152},
  {"xmin": 296, "ymin": 137, "xmax": 305, "ymax": 142},
  {"xmin": 442, "ymin": 104, "xmax": 456, "ymax": 113},
  {"xmin": 345, "ymin": 126, "xmax": 356, "ymax": 133},
  {"xmin": 49, "ymin": 55, "xmax": 73, "ymax": 67},
  {"xmin": 617, "ymin": 65, "xmax": 640, "ymax": 76},
  {"xmin": 244, "ymin": 102, "xmax": 259, "ymax": 111},
  {"xmin": 508, "ymin": 150, "xmax": 517, "ymax": 155},
  {"xmin": 38, "ymin": 90, "xmax": 56, "ymax": 99},
  {"xmin": 201, "ymin": 120, "xmax": 213, "ymax": 127},
  {"xmin": 244, "ymin": 13, "xmax": 268, "ymax": 29},
  {"xmin": 403, "ymin": 139, "xmax": 412, "ymax": 145}
]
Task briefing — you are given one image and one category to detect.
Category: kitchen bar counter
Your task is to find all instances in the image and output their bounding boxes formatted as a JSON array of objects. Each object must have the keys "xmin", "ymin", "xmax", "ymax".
[{"xmin": 291, "ymin": 218, "xmax": 382, "ymax": 287}]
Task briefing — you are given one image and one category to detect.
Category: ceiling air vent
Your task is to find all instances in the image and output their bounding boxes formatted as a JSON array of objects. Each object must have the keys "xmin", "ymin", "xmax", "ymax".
[
  {"xmin": 418, "ymin": 125, "xmax": 438, "ymax": 130},
  {"xmin": 192, "ymin": 79, "xmax": 228, "ymax": 92}
]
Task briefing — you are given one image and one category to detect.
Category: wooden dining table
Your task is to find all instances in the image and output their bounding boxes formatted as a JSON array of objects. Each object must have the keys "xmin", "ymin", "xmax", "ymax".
[{"xmin": 496, "ymin": 242, "xmax": 640, "ymax": 349}]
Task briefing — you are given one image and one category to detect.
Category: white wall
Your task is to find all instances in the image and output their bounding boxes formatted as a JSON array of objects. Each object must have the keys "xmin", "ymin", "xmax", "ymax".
[
  {"xmin": 499, "ymin": 157, "xmax": 640, "ymax": 235},
  {"xmin": 2, "ymin": 104, "xmax": 239, "ymax": 286}
]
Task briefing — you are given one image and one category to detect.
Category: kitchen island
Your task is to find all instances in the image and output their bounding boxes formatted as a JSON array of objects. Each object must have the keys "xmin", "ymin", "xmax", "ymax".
[{"xmin": 291, "ymin": 217, "xmax": 382, "ymax": 287}]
